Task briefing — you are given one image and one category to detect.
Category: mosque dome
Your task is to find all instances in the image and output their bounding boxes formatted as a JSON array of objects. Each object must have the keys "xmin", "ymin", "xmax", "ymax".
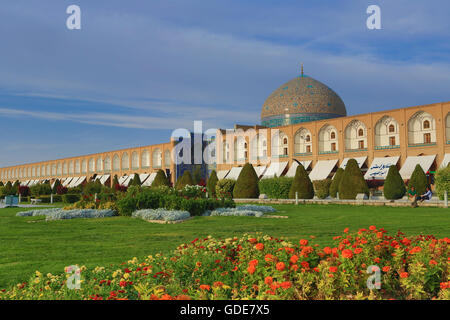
[{"xmin": 261, "ymin": 70, "xmax": 347, "ymax": 127}]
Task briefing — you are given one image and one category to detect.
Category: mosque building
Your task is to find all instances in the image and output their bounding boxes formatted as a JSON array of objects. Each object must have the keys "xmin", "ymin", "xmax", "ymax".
[{"xmin": 1, "ymin": 67, "xmax": 449, "ymax": 189}]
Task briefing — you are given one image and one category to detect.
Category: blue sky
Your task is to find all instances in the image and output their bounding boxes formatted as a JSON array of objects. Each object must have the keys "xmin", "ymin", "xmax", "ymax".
[{"xmin": 0, "ymin": 0, "xmax": 449, "ymax": 167}]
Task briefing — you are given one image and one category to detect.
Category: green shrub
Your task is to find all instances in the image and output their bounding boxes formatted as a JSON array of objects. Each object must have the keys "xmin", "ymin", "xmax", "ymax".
[
  {"xmin": 97, "ymin": 193, "xmax": 117, "ymax": 202},
  {"xmin": 62, "ymin": 194, "xmax": 81, "ymax": 204},
  {"xmin": 313, "ymin": 179, "xmax": 332, "ymax": 199},
  {"xmin": 408, "ymin": 164, "xmax": 429, "ymax": 196},
  {"xmin": 216, "ymin": 179, "xmax": 235, "ymax": 199},
  {"xmin": 130, "ymin": 173, "xmax": 141, "ymax": 186},
  {"xmin": 52, "ymin": 179, "xmax": 62, "ymax": 194},
  {"xmin": 258, "ymin": 177, "xmax": 293, "ymax": 199},
  {"xmin": 12, "ymin": 180, "xmax": 20, "ymax": 194},
  {"xmin": 83, "ymin": 180, "xmax": 103, "ymax": 196},
  {"xmin": 206, "ymin": 170, "xmax": 219, "ymax": 197},
  {"xmin": 152, "ymin": 170, "xmax": 170, "ymax": 187},
  {"xmin": 329, "ymin": 168, "xmax": 344, "ymax": 198},
  {"xmin": 112, "ymin": 175, "xmax": 120, "ymax": 190},
  {"xmin": 338, "ymin": 159, "xmax": 369, "ymax": 200},
  {"xmin": 67, "ymin": 186, "xmax": 83, "ymax": 194},
  {"xmin": 2, "ymin": 182, "xmax": 15, "ymax": 196},
  {"xmin": 192, "ymin": 166, "xmax": 202, "ymax": 185},
  {"xmin": 30, "ymin": 183, "xmax": 52, "ymax": 197},
  {"xmin": 233, "ymin": 164, "xmax": 259, "ymax": 199},
  {"xmin": 434, "ymin": 166, "xmax": 450, "ymax": 200},
  {"xmin": 289, "ymin": 164, "xmax": 314, "ymax": 199},
  {"xmin": 176, "ymin": 171, "xmax": 194, "ymax": 190},
  {"xmin": 383, "ymin": 165, "xmax": 406, "ymax": 200}
]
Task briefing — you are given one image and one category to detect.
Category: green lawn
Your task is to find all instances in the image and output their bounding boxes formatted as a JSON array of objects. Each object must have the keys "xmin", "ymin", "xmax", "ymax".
[{"xmin": 0, "ymin": 204, "xmax": 448, "ymax": 288}]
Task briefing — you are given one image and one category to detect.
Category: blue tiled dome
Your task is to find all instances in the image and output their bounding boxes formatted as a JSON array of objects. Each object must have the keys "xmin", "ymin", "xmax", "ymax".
[{"xmin": 261, "ymin": 75, "xmax": 347, "ymax": 127}]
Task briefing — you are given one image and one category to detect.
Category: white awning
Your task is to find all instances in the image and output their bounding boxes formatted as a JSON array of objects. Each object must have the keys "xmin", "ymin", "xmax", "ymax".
[
  {"xmin": 100, "ymin": 174, "xmax": 110, "ymax": 185},
  {"xmin": 309, "ymin": 159, "xmax": 338, "ymax": 181},
  {"xmin": 67, "ymin": 177, "xmax": 80, "ymax": 188},
  {"xmin": 254, "ymin": 166, "xmax": 267, "ymax": 178},
  {"xmin": 399, "ymin": 155, "xmax": 436, "ymax": 179},
  {"xmin": 340, "ymin": 156, "xmax": 367, "ymax": 169},
  {"xmin": 226, "ymin": 167, "xmax": 243, "ymax": 180},
  {"xmin": 217, "ymin": 170, "xmax": 229, "ymax": 180},
  {"xmin": 262, "ymin": 161, "xmax": 289, "ymax": 179},
  {"xmin": 364, "ymin": 156, "xmax": 400, "ymax": 180},
  {"xmin": 142, "ymin": 172, "xmax": 157, "ymax": 186},
  {"xmin": 118, "ymin": 176, "xmax": 128, "ymax": 185},
  {"xmin": 72, "ymin": 176, "xmax": 86, "ymax": 187},
  {"xmin": 139, "ymin": 174, "xmax": 150, "ymax": 184},
  {"xmin": 122, "ymin": 176, "xmax": 134, "ymax": 187},
  {"xmin": 440, "ymin": 154, "xmax": 450, "ymax": 168},
  {"xmin": 94, "ymin": 175, "xmax": 103, "ymax": 181},
  {"xmin": 285, "ymin": 161, "xmax": 312, "ymax": 178},
  {"xmin": 62, "ymin": 177, "xmax": 73, "ymax": 187}
]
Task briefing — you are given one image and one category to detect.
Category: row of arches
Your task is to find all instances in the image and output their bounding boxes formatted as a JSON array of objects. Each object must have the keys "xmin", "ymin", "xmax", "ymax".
[
  {"xmin": 1, "ymin": 149, "xmax": 172, "ymax": 180},
  {"xmin": 221, "ymin": 111, "xmax": 446, "ymax": 162}
]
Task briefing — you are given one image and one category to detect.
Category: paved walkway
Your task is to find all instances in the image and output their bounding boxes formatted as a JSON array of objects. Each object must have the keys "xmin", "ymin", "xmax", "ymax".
[{"xmin": 0, "ymin": 204, "xmax": 56, "ymax": 209}]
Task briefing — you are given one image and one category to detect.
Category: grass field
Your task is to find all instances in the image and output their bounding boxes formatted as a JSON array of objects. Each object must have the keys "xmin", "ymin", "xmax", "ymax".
[{"xmin": 0, "ymin": 203, "xmax": 448, "ymax": 288}]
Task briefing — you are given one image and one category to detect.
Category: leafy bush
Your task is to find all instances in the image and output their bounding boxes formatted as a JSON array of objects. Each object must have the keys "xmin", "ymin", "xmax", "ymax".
[
  {"xmin": 83, "ymin": 181, "xmax": 103, "ymax": 196},
  {"xmin": 216, "ymin": 179, "xmax": 235, "ymax": 199},
  {"xmin": 383, "ymin": 165, "xmax": 406, "ymax": 200},
  {"xmin": 132, "ymin": 209, "xmax": 190, "ymax": 222},
  {"xmin": 408, "ymin": 164, "xmax": 429, "ymax": 196},
  {"xmin": 18, "ymin": 186, "xmax": 30, "ymax": 197},
  {"xmin": 176, "ymin": 170, "xmax": 194, "ymax": 190},
  {"xmin": 130, "ymin": 173, "xmax": 141, "ymax": 186},
  {"xmin": 206, "ymin": 170, "xmax": 219, "ymax": 197},
  {"xmin": 63, "ymin": 194, "xmax": 81, "ymax": 204},
  {"xmin": 30, "ymin": 183, "xmax": 52, "ymax": 197},
  {"xmin": 258, "ymin": 177, "xmax": 293, "ymax": 199},
  {"xmin": 52, "ymin": 179, "xmax": 62, "ymax": 194},
  {"xmin": 289, "ymin": 164, "xmax": 314, "ymax": 199},
  {"xmin": 233, "ymin": 163, "xmax": 259, "ymax": 199},
  {"xmin": 313, "ymin": 179, "xmax": 332, "ymax": 199},
  {"xmin": 56, "ymin": 185, "xmax": 68, "ymax": 195},
  {"xmin": 435, "ymin": 166, "xmax": 450, "ymax": 200},
  {"xmin": 152, "ymin": 170, "xmax": 170, "ymax": 187},
  {"xmin": 112, "ymin": 175, "xmax": 120, "ymax": 190},
  {"xmin": 329, "ymin": 168, "xmax": 344, "ymax": 198},
  {"xmin": 67, "ymin": 186, "xmax": 83, "ymax": 194},
  {"xmin": 338, "ymin": 159, "xmax": 369, "ymax": 200},
  {"xmin": 180, "ymin": 185, "xmax": 207, "ymax": 198}
]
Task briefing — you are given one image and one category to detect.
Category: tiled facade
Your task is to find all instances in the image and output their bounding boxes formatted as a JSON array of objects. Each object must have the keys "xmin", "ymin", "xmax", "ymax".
[{"xmin": 216, "ymin": 101, "xmax": 450, "ymax": 176}]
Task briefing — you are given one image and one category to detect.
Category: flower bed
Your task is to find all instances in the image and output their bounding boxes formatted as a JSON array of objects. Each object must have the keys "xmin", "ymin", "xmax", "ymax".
[
  {"xmin": 1, "ymin": 226, "xmax": 448, "ymax": 300},
  {"xmin": 132, "ymin": 209, "xmax": 190, "ymax": 222},
  {"xmin": 16, "ymin": 209, "xmax": 116, "ymax": 221},
  {"xmin": 205, "ymin": 205, "xmax": 276, "ymax": 217}
]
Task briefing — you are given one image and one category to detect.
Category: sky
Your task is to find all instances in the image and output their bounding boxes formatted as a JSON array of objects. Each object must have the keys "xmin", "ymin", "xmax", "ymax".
[{"xmin": 0, "ymin": 0, "xmax": 449, "ymax": 167}]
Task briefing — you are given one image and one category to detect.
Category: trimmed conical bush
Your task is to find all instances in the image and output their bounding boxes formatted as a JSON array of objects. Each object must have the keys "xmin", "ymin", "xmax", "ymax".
[
  {"xmin": 383, "ymin": 165, "xmax": 406, "ymax": 200},
  {"xmin": 233, "ymin": 163, "xmax": 260, "ymax": 198},
  {"xmin": 130, "ymin": 173, "xmax": 141, "ymax": 186},
  {"xmin": 152, "ymin": 169, "xmax": 170, "ymax": 187},
  {"xmin": 408, "ymin": 164, "xmax": 428, "ymax": 195},
  {"xmin": 338, "ymin": 159, "xmax": 369, "ymax": 199},
  {"xmin": 176, "ymin": 170, "xmax": 194, "ymax": 190},
  {"xmin": 289, "ymin": 163, "xmax": 314, "ymax": 199},
  {"xmin": 112, "ymin": 175, "xmax": 120, "ymax": 189},
  {"xmin": 52, "ymin": 179, "xmax": 61, "ymax": 194},
  {"xmin": 329, "ymin": 168, "xmax": 344, "ymax": 198},
  {"xmin": 207, "ymin": 170, "xmax": 219, "ymax": 197}
]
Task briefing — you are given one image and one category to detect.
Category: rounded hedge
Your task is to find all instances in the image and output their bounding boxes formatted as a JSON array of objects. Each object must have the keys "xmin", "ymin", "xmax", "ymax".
[
  {"xmin": 207, "ymin": 170, "xmax": 219, "ymax": 197},
  {"xmin": 233, "ymin": 163, "xmax": 260, "ymax": 199},
  {"xmin": 289, "ymin": 163, "xmax": 314, "ymax": 199},
  {"xmin": 313, "ymin": 179, "xmax": 332, "ymax": 199},
  {"xmin": 258, "ymin": 177, "xmax": 293, "ymax": 199},
  {"xmin": 408, "ymin": 164, "xmax": 428, "ymax": 196},
  {"xmin": 435, "ymin": 166, "xmax": 450, "ymax": 200},
  {"xmin": 383, "ymin": 165, "xmax": 406, "ymax": 200},
  {"xmin": 176, "ymin": 170, "xmax": 194, "ymax": 190},
  {"xmin": 338, "ymin": 159, "xmax": 369, "ymax": 199},
  {"xmin": 152, "ymin": 169, "xmax": 170, "ymax": 188},
  {"xmin": 329, "ymin": 168, "xmax": 344, "ymax": 198}
]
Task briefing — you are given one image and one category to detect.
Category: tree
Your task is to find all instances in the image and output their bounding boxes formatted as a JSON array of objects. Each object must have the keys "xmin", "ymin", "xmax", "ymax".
[
  {"xmin": 4, "ymin": 181, "xmax": 14, "ymax": 196},
  {"xmin": 130, "ymin": 173, "xmax": 141, "ymax": 186},
  {"xmin": 152, "ymin": 169, "xmax": 170, "ymax": 187},
  {"xmin": 112, "ymin": 175, "xmax": 120, "ymax": 190},
  {"xmin": 408, "ymin": 164, "xmax": 428, "ymax": 196},
  {"xmin": 12, "ymin": 180, "xmax": 20, "ymax": 195},
  {"xmin": 383, "ymin": 165, "xmax": 406, "ymax": 200},
  {"xmin": 206, "ymin": 170, "xmax": 219, "ymax": 197},
  {"xmin": 289, "ymin": 163, "xmax": 314, "ymax": 199},
  {"xmin": 0, "ymin": 181, "xmax": 3, "ymax": 187},
  {"xmin": 192, "ymin": 166, "xmax": 202, "ymax": 185},
  {"xmin": 338, "ymin": 159, "xmax": 369, "ymax": 199},
  {"xmin": 329, "ymin": 168, "xmax": 344, "ymax": 198},
  {"xmin": 176, "ymin": 170, "xmax": 194, "ymax": 190},
  {"xmin": 233, "ymin": 163, "xmax": 259, "ymax": 198},
  {"xmin": 52, "ymin": 179, "xmax": 62, "ymax": 194},
  {"xmin": 435, "ymin": 166, "xmax": 450, "ymax": 200}
]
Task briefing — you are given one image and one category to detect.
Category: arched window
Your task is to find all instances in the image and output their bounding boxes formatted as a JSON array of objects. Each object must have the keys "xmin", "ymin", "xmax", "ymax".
[
  {"xmin": 131, "ymin": 152, "xmax": 139, "ymax": 169},
  {"xmin": 375, "ymin": 116, "xmax": 400, "ymax": 148},
  {"xmin": 344, "ymin": 120, "xmax": 367, "ymax": 151},
  {"xmin": 69, "ymin": 161, "xmax": 74, "ymax": 174},
  {"xmin": 96, "ymin": 158, "xmax": 103, "ymax": 172},
  {"xmin": 358, "ymin": 128, "xmax": 364, "ymax": 137},
  {"xmin": 112, "ymin": 155, "xmax": 120, "ymax": 171},
  {"xmin": 388, "ymin": 124, "xmax": 395, "ymax": 133},
  {"xmin": 104, "ymin": 156, "xmax": 112, "ymax": 172},
  {"xmin": 141, "ymin": 151, "xmax": 150, "ymax": 168},
  {"xmin": 164, "ymin": 150, "xmax": 171, "ymax": 167},
  {"xmin": 63, "ymin": 162, "xmax": 68, "ymax": 175},
  {"xmin": 81, "ymin": 160, "xmax": 87, "ymax": 174},
  {"xmin": 121, "ymin": 153, "xmax": 129, "ymax": 170},
  {"xmin": 89, "ymin": 158, "xmax": 95, "ymax": 173},
  {"xmin": 250, "ymin": 134, "xmax": 267, "ymax": 161},
  {"xmin": 423, "ymin": 120, "xmax": 430, "ymax": 129},
  {"xmin": 318, "ymin": 125, "xmax": 338, "ymax": 153},
  {"xmin": 407, "ymin": 111, "xmax": 436, "ymax": 145},
  {"xmin": 271, "ymin": 130, "xmax": 288, "ymax": 157},
  {"xmin": 153, "ymin": 149, "xmax": 162, "ymax": 168},
  {"xmin": 330, "ymin": 132, "xmax": 336, "ymax": 140}
]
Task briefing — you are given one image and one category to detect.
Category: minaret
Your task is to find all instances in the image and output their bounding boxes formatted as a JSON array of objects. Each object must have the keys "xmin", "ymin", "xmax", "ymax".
[{"xmin": 301, "ymin": 63, "xmax": 304, "ymax": 77}]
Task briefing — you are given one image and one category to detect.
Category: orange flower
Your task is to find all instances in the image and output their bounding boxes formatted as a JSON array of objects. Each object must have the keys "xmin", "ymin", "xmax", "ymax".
[
  {"xmin": 213, "ymin": 281, "xmax": 224, "ymax": 287},
  {"xmin": 429, "ymin": 259, "xmax": 438, "ymax": 266},
  {"xmin": 276, "ymin": 262, "xmax": 285, "ymax": 271},
  {"xmin": 354, "ymin": 248, "xmax": 363, "ymax": 254},
  {"xmin": 280, "ymin": 281, "xmax": 292, "ymax": 289},
  {"xmin": 264, "ymin": 276, "xmax": 273, "ymax": 285},
  {"xmin": 329, "ymin": 266, "xmax": 338, "ymax": 273},
  {"xmin": 265, "ymin": 254, "xmax": 275, "ymax": 262},
  {"xmin": 247, "ymin": 265, "xmax": 256, "ymax": 274},
  {"xmin": 249, "ymin": 259, "xmax": 259, "ymax": 267},
  {"xmin": 369, "ymin": 225, "xmax": 376, "ymax": 231},
  {"xmin": 290, "ymin": 255, "xmax": 299, "ymax": 264},
  {"xmin": 255, "ymin": 243, "xmax": 264, "ymax": 251},
  {"xmin": 291, "ymin": 264, "xmax": 299, "ymax": 271},
  {"xmin": 341, "ymin": 249, "xmax": 353, "ymax": 259},
  {"xmin": 196, "ymin": 262, "xmax": 202, "ymax": 267},
  {"xmin": 343, "ymin": 228, "xmax": 349, "ymax": 233},
  {"xmin": 199, "ymin": 284, "xmax": 211, "ymax": 291},
  {"xmin": 299, "ymin": 239, "xmax": 309, "ymax": 246},
  {"xmin": 400, "ymin": 272, "xmax": 409, "ymax": 279},
  {"xmin": 323, "ymin": 247, "xmax": 332, "ymax": 255},
  {"xmin": 382, "ymin": 266, "xmax": 390, "ymax": 272},
  {"xmin": 409, "ymin": 246, "xmax": 422, "ymax": 254}
]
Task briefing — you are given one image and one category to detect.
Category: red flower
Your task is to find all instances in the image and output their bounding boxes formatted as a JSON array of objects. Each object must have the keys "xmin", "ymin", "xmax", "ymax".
[
  {"xmin": 264, "ymin": 276, "xmax": 273, "ymax": 285},
  {"xmin": 323, "ymin": 247, "xmax": 332, "ymax": 255},
  {"xmin": 255, "ymin": 243, "xmax": 264, "ymax": 251},
  {"xmin": 369, "ymin": 225, "xmax": 376, "ymax": 231},
  {"xmin": 429, "ymin": 259, "xmax": 438, "ymax": 266},
  {"xmin": 343, "ymin": 228, "xmax": 349, "ymax": 233},
  {"xmin": 354, "ymin": 248, "xmax": 363, "ymax": 254},
  {"xmin": 265, "ymin": 254, "xmax": 275, "ymax": 262},
  {"xmin": 299, "ymin": 239, "xmax": 308, "ymax": 246},
  {"xmin": 276, "ymin": 262, "xmax": 285, "ymax": 271},
  {"xmin": 249, "ymin": 259, "xmax": 259, "ymax": 267},
  {"xmin": 341, "ymin": 249, "xmax": 353, "ymax": 259},
  {"xmin": 199, "ymin": 284, "xmax": 211, "ymax": 291},
  {"xmin": 382, "ymin": 266, "xmax": 390, "ymax": 272},
  {"xmin": 247, "ymin": 265, "xmax": 256, "ymax": 274},
  {"xmin": 329, "ymin": 266, "xmax": 338, "ymax": 273},
  {"xmin": 400, "ymin": 272, "xmax": 409, "ymax": 279},
  {"xmin": 290, "ymin": 255, "xmax": 299, "ymax": 264},
  {"xmin": 280, "ymin": 281, "xmax": 292, "ymax": 289}
]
